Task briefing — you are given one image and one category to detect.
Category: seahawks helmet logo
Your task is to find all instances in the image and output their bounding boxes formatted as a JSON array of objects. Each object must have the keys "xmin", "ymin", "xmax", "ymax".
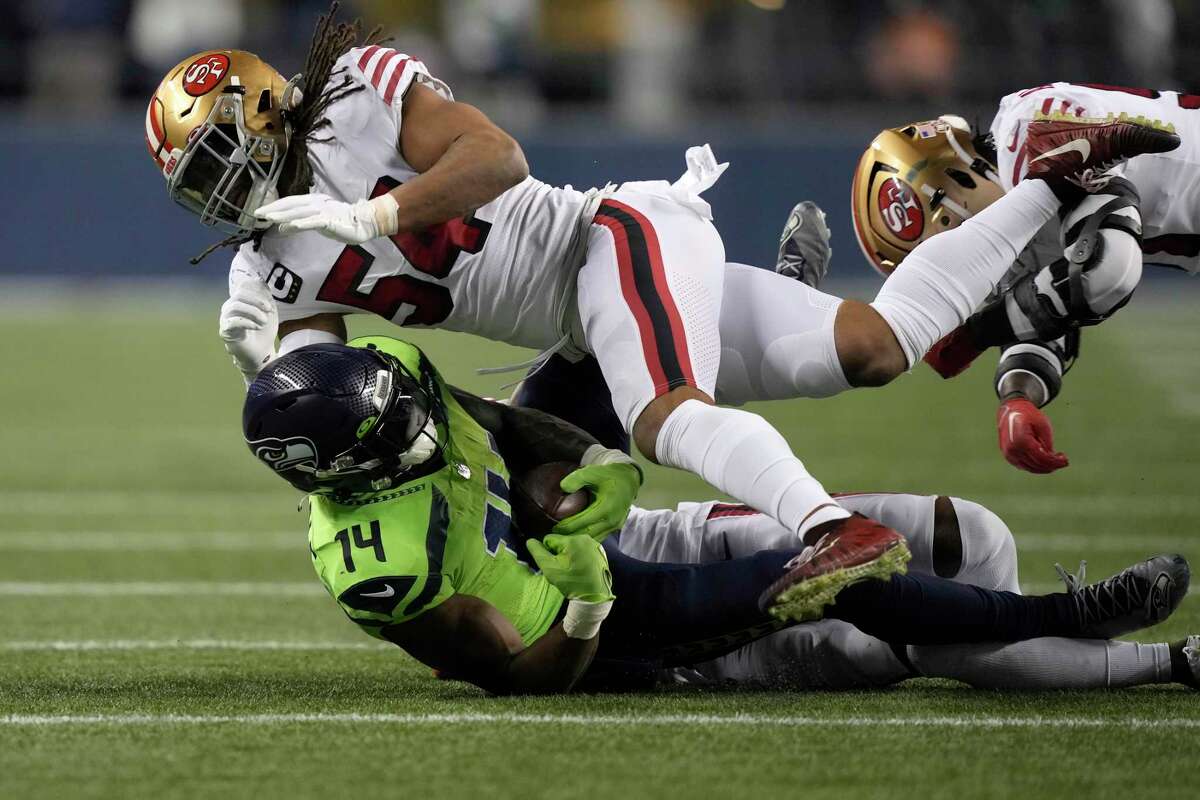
[{"xmin": 250, "ymin": 436, "xmax": 319, "ymax": 474}]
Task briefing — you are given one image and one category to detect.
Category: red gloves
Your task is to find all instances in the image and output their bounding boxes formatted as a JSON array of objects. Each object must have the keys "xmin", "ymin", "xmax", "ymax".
[{"xmin": 997, "ymin": 398, "xmax": 1069, "ymax": 474}]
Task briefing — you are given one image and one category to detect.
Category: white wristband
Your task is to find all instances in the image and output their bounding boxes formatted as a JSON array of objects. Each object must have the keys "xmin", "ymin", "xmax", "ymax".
[
  {"xmin": 581, "ymin": 444, "xmax": 643, "ymax": 484},
  {"xmin": 369, "ymin": 193, "xmax": 400, "ymax": 237},
  {"xmin": 562, "ymin": 598, "xmax": 612, "ymax": 640}
]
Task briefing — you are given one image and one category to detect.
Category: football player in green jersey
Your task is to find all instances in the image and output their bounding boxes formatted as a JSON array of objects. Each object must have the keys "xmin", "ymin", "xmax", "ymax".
[{"xmin": 242, "ymin": 337, "xmax": 1189, "ymax": 694}]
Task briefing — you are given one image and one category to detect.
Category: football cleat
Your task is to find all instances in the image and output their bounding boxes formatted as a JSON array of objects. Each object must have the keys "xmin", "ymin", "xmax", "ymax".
[
  {"xmin": 775, "ymin": 201, "xmax": 832, "ymax": 288},
  {"xmin": 1025, "ymin": 111, "xmax": 1181, "ymax": 194},
  {"xmin": 923, "ymin": 325, "xmax": 984, "ymax": 379},
  {"xmin": 759, "ymin": 515, "xmax": 911, "ymax": 623},
  {"xmin": 1055, "ymin": 554, "xmax": 1190, "ymax": 639},
  {"xmin": 1174, "ymin": 635, "xmax": 1200, "ymax": 690}
]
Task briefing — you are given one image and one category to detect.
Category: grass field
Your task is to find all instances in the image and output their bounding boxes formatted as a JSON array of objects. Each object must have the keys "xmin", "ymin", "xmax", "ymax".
[{"xmin": 0, "ymin": 282, "xmax": 1196, "ymax": 799}]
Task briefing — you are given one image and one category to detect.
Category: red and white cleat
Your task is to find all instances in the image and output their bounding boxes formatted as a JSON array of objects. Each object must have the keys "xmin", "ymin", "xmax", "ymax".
[
  {"xmin": 923, "ymin": 325, "xmax": 984, "ymax": 379},
  {"xmin": 1025, "ymin": 111, "xmax": 1180, "ymax": 195},
  {"xmin": 759, "ymin": 515, "xmax": 911, "ymax": 623}
]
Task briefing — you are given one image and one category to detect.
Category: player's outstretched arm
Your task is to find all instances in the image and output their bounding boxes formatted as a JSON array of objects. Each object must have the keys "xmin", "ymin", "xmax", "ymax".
[
  {"xmin": 256, "ymin": 83, "xmax": 528, "ymax": 244},
  {"xmin": 384, "ymin": 592, "xmax": 600, "ymax": 696},
  {"xmin": 389, "ymin": 83, "xmax": 529, "ymax": 232},
  {"xmin": 451, "ymin": 387, "xmax": 643, "ymax": 541},
  {"xmin": 994, "ymin": 340, "xmax": 1072, "ymax": 474}
]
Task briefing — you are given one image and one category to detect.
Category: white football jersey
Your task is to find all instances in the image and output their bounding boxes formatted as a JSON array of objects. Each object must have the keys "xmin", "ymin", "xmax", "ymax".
[
  {"xmin": 992, "ymin": 82, "xmax": 1200, "ymax": 274},
  {"xmin": 231, "ymin": 46, "xmax": 591, "ymax": 349}
]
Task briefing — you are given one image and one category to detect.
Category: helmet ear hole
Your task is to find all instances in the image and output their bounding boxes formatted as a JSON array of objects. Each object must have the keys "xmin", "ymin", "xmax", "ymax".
[
  {"xmin": 944, "ymin": 168, "xmax": 977, "ymax": 190},
  {"xmin": 257, "ymin": 88, "xmax": 272, "ymax": 113}
]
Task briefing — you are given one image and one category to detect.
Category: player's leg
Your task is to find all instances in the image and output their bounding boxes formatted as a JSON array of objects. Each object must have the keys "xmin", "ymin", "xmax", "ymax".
[
  {"xmin": 905, "ymin": 637, "xmax": 1177, "ymax": 689},
  {"xmin": 713, "ymin": 181, "xmax": 1063, "ymax": 399},
  {"xmin": 683, "ymin": 620, "xmax": 912, "ymax": 689},
  {"xmin": 957, "ymin": 181, "xmax": 1144, "ymax": 351},
  {"xmin": 616, "ymin": 494, "xmax": 1018, "ymax": 593},
  {"xmin": 835, "ymin": 493, "xmax": 1019, "ymax": 592},
  {"xmin": 577, "ymin": 193, "xmax": 849, "ymax": 538}
]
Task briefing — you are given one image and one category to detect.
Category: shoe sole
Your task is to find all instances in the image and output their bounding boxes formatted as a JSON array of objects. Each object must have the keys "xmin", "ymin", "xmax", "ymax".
[{"xmin": 767, "ymin": 539, "xmax": 912, "ymax": 624}]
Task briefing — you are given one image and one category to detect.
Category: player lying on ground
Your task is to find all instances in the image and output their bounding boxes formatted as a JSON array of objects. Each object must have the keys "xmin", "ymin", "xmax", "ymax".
[
  {"xmin": 240, "ymin": 335, "xmax": 1190, "ymax": 695},
  {"xmin": 148, "ymin": 4, "xmax": 1178, "ymax": 548},
  {"xmin": 615, "ymin": 494, "xmax": 1200, "ymax": 690},
  {"xmin": 850, "ymin": 84, "xmax": 1200, "ymax": 474}
]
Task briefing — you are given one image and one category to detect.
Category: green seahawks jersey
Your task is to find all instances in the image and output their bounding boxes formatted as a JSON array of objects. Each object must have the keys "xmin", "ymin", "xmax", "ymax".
[{"xmin": 308, "ymin": 336, "xmax": 564, "ymax": 644}]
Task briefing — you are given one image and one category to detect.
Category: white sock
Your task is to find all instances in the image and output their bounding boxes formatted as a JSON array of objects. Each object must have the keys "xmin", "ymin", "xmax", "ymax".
[
  {"xmin": 655, "ymin": 399, "xmax": 849, "ymax": 537},
  {"xmin": 908, "ymin": 638, "xmax": 1173, "ymax": 689},
  {"xmin": 871, "ymin": 179, "xmax": 1060, "ymax": 367}
]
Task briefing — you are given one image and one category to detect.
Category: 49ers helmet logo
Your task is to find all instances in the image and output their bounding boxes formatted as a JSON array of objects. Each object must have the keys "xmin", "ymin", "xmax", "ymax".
[
  {"xmin": 877, "ymin": 178, "xmax": 924, "ymax": 242},
  {"xmin": 182, "ymin": 54, "xmax": 230, "ymax": 97}
]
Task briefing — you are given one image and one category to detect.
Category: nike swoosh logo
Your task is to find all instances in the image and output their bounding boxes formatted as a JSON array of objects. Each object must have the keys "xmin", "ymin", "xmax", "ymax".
[
  {"xmin": 361, "ymin": 585, "xmax": 395, "ymax": 598},
  {"xmin": 1031, "ymin": 138, "xmax": 1090, "ymax": 164}
]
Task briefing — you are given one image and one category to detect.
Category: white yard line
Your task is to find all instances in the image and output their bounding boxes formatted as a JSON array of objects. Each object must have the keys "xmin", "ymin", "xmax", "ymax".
[
  {"xmin": 2, "ymin": 640, "xmax": 384, "ymax": 652},
  {"xmin": 0, "ymin": 581, "xmax": 323, "ymax": 597},
  {"xmin": 3, "ymin": 489, "xmax": 1198, "ymax": 516},
  {"xmin": 0, "ymin": 712, "xmax": 1196, "ymax": 730},
  {"xmin": 0, "ymin": 532, "xmax": 299, "ymax": 551},
  {"xmin": 3, "ymin": 531, "xmax": 1186, "ymax": 553}
]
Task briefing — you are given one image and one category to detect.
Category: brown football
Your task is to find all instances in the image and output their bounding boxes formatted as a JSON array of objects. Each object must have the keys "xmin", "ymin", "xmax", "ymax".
[{"xmin": 510, "ymin": 461, "xmax": 591, "ymax": 537}]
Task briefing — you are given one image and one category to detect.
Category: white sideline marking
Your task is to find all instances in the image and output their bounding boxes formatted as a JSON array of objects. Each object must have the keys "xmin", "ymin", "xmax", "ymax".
[
  {"xmin": 0, "ymin": 531, "xmax": 1189, "ymax": 554},
  {"xmin": 1016, "ymin": 532, "xmax": 1195, "ymax": 552},
  {"xmin": 0, "ymin": 581, "xmax": 322, "ymax": 597},
  {"xmin": 0, "ymin": 712, "xmax": 1196, "ymax": 730},
  {"xmin": 0, "ymin": 532, "xmax": 297, "ymax": 551},
  {"xmin": 2, "ymin": 640, "xmax": 385, "ymax": 652},
  {"xmin": 3, "ymin": 489, "xmax": 1199, "ymax": 517}
]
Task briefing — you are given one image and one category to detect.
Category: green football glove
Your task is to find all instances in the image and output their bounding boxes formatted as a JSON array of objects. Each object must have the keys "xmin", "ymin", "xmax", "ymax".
[
  {"xmin": 551, "ymin": 447, "xmax": 643, "ymax": 543},
  {"xmin": 526, "ymin": 533, "xmax": 615, "ymax": 603}
]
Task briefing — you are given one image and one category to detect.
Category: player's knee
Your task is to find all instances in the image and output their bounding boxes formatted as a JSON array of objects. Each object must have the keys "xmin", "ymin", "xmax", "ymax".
[
  {"xmin": 948, "ymin": 497, "xmax": 1019, "ymax": 592},
  {"xmin": 632, "ymin": 385, "xmax": 714, "ymax": 464},
  {"xmin": 833, "ymin": 301, "xmax": 908, "ymax": 387},
  {"xmin": 1082, "ymin": 230, "xmax": 1142, "ymax": 317}
]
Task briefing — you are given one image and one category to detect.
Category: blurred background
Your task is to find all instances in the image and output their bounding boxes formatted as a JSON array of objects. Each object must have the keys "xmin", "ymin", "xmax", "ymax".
[{"xmin": 1, "ymin": 0, "xmax": 1197, "ymax": 282}]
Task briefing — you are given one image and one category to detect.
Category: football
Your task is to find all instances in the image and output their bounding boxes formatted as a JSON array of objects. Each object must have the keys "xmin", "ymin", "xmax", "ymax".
[{"xmin": 509, "ymin": 460, "xmax": 591, "ymax": 537}]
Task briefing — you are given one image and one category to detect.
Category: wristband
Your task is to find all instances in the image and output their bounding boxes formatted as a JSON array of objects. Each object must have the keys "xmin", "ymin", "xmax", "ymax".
[
  {"xmin": 561, "ymin": 598, "xmax": 612, "ymax": 640},
  {"xmin": 581, "ymin": 444, "xmax": 643, "ymax": 484},
  {"xmin": 369, "ymin": 193, "xmax": 400, "ymax": 237}
]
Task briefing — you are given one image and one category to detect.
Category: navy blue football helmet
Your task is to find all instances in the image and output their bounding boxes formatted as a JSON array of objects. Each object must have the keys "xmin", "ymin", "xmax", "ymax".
[{"xmin": 242, "ymin": 343, "xmax": 445, "ymax": 497}]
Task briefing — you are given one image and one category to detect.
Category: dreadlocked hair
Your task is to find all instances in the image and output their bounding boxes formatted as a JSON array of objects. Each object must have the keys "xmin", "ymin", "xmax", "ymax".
[
  {"xmin": 190, "ymin": 2, "xmax": 382, "ymax": 264},
  {"xmin": 278, "ymin": 2, "xmax": 384, "ymax": 198}
]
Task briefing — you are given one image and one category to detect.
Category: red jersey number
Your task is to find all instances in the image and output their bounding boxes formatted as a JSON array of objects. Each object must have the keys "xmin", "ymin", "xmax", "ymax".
[{"xmin": 316, "ymin": 176, "xmax": 493, "ymax": 325}]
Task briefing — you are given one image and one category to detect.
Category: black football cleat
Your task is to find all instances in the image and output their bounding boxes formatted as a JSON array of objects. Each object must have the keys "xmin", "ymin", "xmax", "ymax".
[
  {"xmin": 1025, "ymin": 111, "xmax": 1180, "ymax": 196},
  {"xmin": 1055, "ymin": 554, "xmax": 1190, "ymax": 639}
]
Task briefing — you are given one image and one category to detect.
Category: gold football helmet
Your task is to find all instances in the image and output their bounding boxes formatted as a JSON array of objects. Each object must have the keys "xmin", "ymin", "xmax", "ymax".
[
  {"xmin": 146, "ymin": 50, "xmax": 299, "ymax": 236},
  {"xmin": 851, "ymin": 115, "xmax": 1004, "ymax": 275}
]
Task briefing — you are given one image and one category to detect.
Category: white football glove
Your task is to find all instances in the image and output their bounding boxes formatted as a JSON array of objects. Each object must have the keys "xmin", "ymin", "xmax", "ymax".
[
  {"xmin": 255, "ymin": 192, "xmax": 399, "ymax": 245},
  {"xmin": 219, "ymin": 275, "xmax": 279, "ymax": 385}
]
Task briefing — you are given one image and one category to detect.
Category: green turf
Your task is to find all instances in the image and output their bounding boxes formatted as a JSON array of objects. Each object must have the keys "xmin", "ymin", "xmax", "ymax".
[{"xmin": 0, "ymin": 286, "xmax": 1196, "ymax": 799}]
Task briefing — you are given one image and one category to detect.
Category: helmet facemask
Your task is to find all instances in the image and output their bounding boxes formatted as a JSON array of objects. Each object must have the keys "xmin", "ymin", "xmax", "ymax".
[
  {"xmin": 166, "ymin": 81, "xmax": 290, "ymax": 237},
  {"xmin": 311, "ymin": 351, "xmax": 446, "ymax": 497}
]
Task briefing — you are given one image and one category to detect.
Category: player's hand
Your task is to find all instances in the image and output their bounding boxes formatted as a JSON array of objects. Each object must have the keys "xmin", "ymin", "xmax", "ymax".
[
  {"xmin": 526, "ymin": 534, "xmax": 615, "ymax": 603},
  {"xmin": 997, "ymin": 398, "xmax": 1069, "ymax": 474},
  {"xmin": 551, "ymin": 449, "xmax": 643, "ymax": 543},
  {"xmin": 255, "ymin": 193, "xmax": 383, "ymax": 244},
  {"xmin": 219, "ymin": 274, "xmax": 278, "ymax": 385}
]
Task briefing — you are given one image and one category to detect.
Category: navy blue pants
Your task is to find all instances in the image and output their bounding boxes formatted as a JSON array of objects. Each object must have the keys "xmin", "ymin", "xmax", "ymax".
[
  {"xmin": 513, "ymin": 354, "xmax": 630, "ymax": 453},
  {"xmin": 588, "ymin": 545, "xmax": 1078, "ymax": 683}
]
